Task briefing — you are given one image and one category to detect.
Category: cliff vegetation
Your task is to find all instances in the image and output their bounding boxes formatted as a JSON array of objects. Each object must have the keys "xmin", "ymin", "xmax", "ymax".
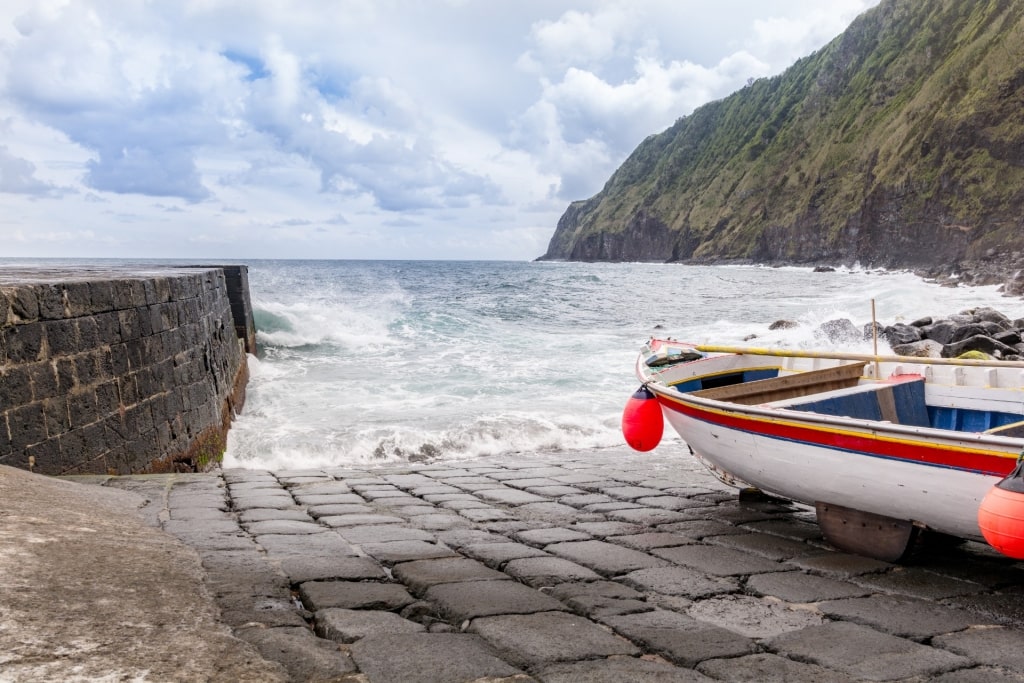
[{"xmin": 540, "ymin": 0, "xmax": 1024, "ymax": 281}]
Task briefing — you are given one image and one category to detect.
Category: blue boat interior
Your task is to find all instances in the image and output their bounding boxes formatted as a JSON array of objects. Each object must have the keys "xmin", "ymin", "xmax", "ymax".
[{"xmin": 676, "ymin": 369, "xmax": 1024, "ymax": 434}]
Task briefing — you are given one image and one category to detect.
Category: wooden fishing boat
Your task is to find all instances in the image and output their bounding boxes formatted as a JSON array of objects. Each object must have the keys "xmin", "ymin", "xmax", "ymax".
[{"xmin": 625, "ymin": 339, "xmax": 1024, "ymax": 561}]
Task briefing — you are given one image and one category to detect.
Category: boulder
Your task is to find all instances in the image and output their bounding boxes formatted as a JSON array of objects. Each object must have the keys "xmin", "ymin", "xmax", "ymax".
[
  {"xmin": 769, "ymin": 320, "xmax": 799, "ymax": 330},
  {"xmin": 882, "ymin": 324, "xmax": 922, "ymax": 346},
  {"xmin": 942, "ymin": 334, "xmax": 1019, "ymax": 359},
  {"xmin": 909, "ymin": 316, "xmax": 933, "ymax": 328},
  {"xmin": 921, "ymin": 321, "xmax": 957, "ymax": 345},
  {"xmin": 817, "ymin": 319, "xmax": 860, "ymax": 344},
  {"xmin": 892, "ymin": 340, "xmax": 943, "ymax": 358}
]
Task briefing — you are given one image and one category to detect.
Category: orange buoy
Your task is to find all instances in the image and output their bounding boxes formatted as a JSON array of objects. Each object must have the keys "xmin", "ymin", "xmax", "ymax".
[
  {"xmin": 621, "ymin": 385, "xmax": 663, "ymax": 452},
  {"xmin": 978, "ymin": 458, "xmax": 1024, "ymax": 559}
]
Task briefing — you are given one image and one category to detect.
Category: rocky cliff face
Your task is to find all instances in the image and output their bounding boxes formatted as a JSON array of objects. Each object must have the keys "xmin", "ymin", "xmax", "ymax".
[{"xmin": 540, "ymin": 0, "xmax": 1024, "ymax": 280}]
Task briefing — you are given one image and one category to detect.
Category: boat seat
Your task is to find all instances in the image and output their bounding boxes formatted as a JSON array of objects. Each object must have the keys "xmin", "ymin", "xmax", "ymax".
[
  {"xmin": 691, "ymin": 361, "xmax": 867, "ymax": 405},
  {"xmin": 765, "ymin": 378, "xmax": 930, "ymax": 427}
]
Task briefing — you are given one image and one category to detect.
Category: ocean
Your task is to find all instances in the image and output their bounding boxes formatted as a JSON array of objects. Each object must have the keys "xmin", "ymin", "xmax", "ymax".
[{"xmin": 219, "ymin": 260, "xmax": 1024, "ymax": 470}]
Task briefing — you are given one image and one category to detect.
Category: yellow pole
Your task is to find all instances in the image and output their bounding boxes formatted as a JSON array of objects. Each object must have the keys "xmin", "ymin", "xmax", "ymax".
[{"xmin": 690, "ymin": 344, "xmax": 1024, "ymax": 368}]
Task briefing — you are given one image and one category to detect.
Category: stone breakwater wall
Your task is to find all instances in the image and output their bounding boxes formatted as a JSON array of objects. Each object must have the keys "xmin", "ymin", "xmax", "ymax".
[{"xmin": 0, "ymin": 266, "xmax": 252, "ymax": 476}]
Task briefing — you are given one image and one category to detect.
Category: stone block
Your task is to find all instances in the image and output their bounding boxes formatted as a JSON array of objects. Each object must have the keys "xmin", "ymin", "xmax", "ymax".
[
  {"xmin": 433, "ymin": 529, "xmax": 508, "ymax": 549},
  {"xmin": 476, "ymin": 488, "xmax": 549, "ymax": 505},
  {"xmin": 853, "ymin": 566, "xmax": 987, "ymax": 600},
  {"xmin": 503, "ymin": 556, "xmax": 602, "ymax": 587},
  {"xmin": 745, "ymin": 570, "xmax": 869, "ymax": 603},
  {"xmin": 6, "ymin": 323, "xmax": 43, "ymax": 363},
  {"xmin": 392, "ymin": 557, "xmax": 510, "ymax": 595},
  {"xmin": 277, "ymin": 556, "xmax": 387, "ymax": 583},
  {"xmin": 459, "ymin": 507, "xmax": 512, "ymax": 522},
  {"xmin": 8, "ymin": 402, "xmax": 47, "ymax": 448},
  {"xmin": 817, "ymin": 595, "xmax": 985, "ymax": 639},
  {"xmin": 426, "ymin": 580, "xmax": 568, "ymax": 621},
  {"xmin": 360, "ymin": 540, "xmax": 457, "ymax": 564},
  {"xmin": 766, "ymin": 622, "xmax": 970, "ymax": 680},
  {"xmin": 621, "ymin": 566, "xmax": 739, "ymax": 598},
  {"xmin": 651, "ymin": 544, "xmax": 782, "ymax": 576},
  {"xmin": 299, "ymin": 581, "xmax": 415, "ymax": 611},
  {"xmin": 932, "ymin": 626, "xmax": 1024, "ymax": 671},
  {"xmin": 315, "ymin": 608, "xmax": 425, "ymax": 643},
  {"xmin": 786, "ymin": 551, "xmax": 893, "ymax": 578},
  {"xmin": 708, "ymin": 532, "xmax": 823, "ymax": 561},
  {"xmin": 243, "ymin": 519, "xmax": 325, "ymax": 535},
  {"xmin": 460, "ymin": 542, "xmax": 548, "ymax": 569},
  {"xmin": 546, "ymin": 540, "xmax": 669, "ymax": 576},
  {"xmin": 608, "ymin": 532, "xmax": 694, "ymax": 550},
  {"xmin": 537, "ymin": 658, "xmax": 707, "ymax": 682},
  {"xmin": 334, "ymin": 524, "xmax": 435, "ymax": 544},
  {"xmin": 514, "ymin": 527, "xmax": 592, "ymax": 546},
  {"xmin": 350, "ymin": 633, "xmax": 524, "ymax": 683},
  {"xmin": 318, "ymin": 514, "xmax": 405, "ymax": 528},
  {"xmin": 470, "ymin": 611, "xmax": 640, "ymax": 667},
  {"xmin": 602, "ymin": 610, "xmax": 756, "ymax": 667},
  {"xmin": 44, "ymin": 319, "xmax": 79, "ymax": 356},
  {"xmin": 255, "ymin": 532, "xmax": 357, "ymax": 558},
  {"xmin": 687, "ymin": 594, "xmax": 824, "ymax": 638},
  {"xmin": 696, "ymin": 653, "xmax": 858, "ymax": 683},
  {"xmin": 238, "ymin": 508, "xmax": 312, "ymax": 524},
  {"xmin": 571, "ymin": 521, "xmax": 644, "ymax": 537}
]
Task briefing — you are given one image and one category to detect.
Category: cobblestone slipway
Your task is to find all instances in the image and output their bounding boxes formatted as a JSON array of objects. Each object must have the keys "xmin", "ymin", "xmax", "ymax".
[{"xmin": 13, "ymin": 445, "xmax": 1024, "ymax": 682}]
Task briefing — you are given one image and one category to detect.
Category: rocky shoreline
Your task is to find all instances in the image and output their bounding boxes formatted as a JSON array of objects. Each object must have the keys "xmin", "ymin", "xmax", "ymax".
[{"xmin": 769, "ymin": 305, "xmax": 1024, "ymax": 362}]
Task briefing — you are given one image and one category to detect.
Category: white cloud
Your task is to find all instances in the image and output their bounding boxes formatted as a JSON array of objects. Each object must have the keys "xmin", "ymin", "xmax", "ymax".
[{"xmin": 0, "ymin": 0, "xmax": 880, "ymax": 259}]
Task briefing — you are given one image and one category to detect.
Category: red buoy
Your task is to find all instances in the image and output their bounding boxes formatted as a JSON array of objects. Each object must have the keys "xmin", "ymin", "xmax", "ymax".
[
  {"xmin": 621, "ymin": 385, "xmax": 663, "ymax": 452},
  {"xmin": 978, "ymin": 459, "xmax": 1024, "ymax": 559}
]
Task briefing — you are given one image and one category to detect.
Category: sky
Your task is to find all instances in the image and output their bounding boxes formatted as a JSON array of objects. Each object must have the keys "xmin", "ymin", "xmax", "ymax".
[{"xmin": 0, "ymin": 0, "xmax": 879, "ymax": 261}]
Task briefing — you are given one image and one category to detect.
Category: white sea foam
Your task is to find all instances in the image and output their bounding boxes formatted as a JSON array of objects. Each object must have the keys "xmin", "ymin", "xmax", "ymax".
[{"xmin": 222, "ymin": 261, "xmax": 1024, "ymax": 470}]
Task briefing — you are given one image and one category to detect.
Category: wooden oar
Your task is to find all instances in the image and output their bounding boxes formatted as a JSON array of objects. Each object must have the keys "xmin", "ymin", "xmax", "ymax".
[{"xmin": 691, "ymin": 344, "xmax": 1024, "ymax": 369}]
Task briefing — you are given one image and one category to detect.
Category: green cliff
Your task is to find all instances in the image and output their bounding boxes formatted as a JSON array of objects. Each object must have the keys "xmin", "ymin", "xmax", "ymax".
[{"xmin": 540, "ymin": 0, "xmax": 1024, "ymax": 275}]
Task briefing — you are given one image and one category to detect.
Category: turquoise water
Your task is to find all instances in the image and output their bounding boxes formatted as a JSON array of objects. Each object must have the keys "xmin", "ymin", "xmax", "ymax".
[{"xmin": 216, "ymin": 260, "xmax": 1024, "ymax": 469}]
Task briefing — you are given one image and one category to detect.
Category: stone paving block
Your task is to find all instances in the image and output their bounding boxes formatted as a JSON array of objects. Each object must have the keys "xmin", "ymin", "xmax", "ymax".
[
  {"xmin": 291, "ymin": 492, "xmax": 366, "ymax": 506},
  {"xmin": 687, "ymin": 594, "xmax": 824, "ymax": 638},
  {"xmin": 360, "ymin": 540, "xmax": 457, "ymax": 564},
  {"xmin": 235, "ymin": 625, "xmax": 356, "ymax": 679},
  {"xmin": 514, "ymin": 527, "xmax": 591, "ymax": 546},
  {"xmin": 550, "ymin": 472, "xmax": 609, "ymax": 485},
  {"xmin": 582, "ymin": 502, "xmax": 646, "ymax": 513},
  {"xmin": 696, "ymin": 652, "xmax": 858, "ymax": 683},
  {"xmin": 462, "ymin": 542, "xmax": 549, "ymax": 568},
  {"xmin": 426, "ymin": 580, "xmax": 568, "ymax": 621},
  {"xmin": 362, "ymin": 489, "xmax": 413, "ymax": 501},
  {"xmin": 420, "ymin": 468, "xmax": 475, "ymax": 478},
  {"xmin": 305, "ymin": 503, "xmax": 375, "ymax": 518},
  {"xmin": 276, "ymin": 555, "xmax": 387, "ymax": 583},
  {"xmin": 410, "ymin": 485, "xmax": 463, "ymax": 496},
  {"xmin": 572, "ymin": 521, "xmax": 644, "ymax": 537},
  {"xmin": 608, "ymin": 532, "xmax": 694, "ymax": 551},
  {"xmin": 391, "ymin": 505, "xmax": 439, "ymax": 516},
  {"xmin": 853, "ymin": 566, "xmax": 987, "ymax": 600},
  {"xmin": 607, "ymin": 507, "xmax": 692, "ymax": 525},
  {"xmin": 217, "ymin": 595, "xmax": 310, "ymax": 628},
  {"xmin": 742, "ymin": 518, "xmax": 825, "ymax": 542},
  {"xmin": 526, "ymin": 485, "xmax": 586, "ymax": 497},
  {"xmin": 658, "ymin": 520, "xmax": 750, "ymax": 539},
  {"xmin": 652, "ymin": 544, "xmax": 781, "ymax": 576},
  {"xmin": 634, "ymin": 495, "xmax": 711, "ymax": 511},
  {"xmin": 559, "ymin": 493, "xmax": 614, "ymax": 507},
  {"xmin": 818, "ymin": 595, "xmax": 987, "ymax": 639},
  {"xmin": 334, "ymin": 524, "xmax": 435, "ymax": 543},
  {"xmin": 168, "ymin": 506, "xmax": 235, "ymax": 521},
  {"xmin": 299, "ymin": 581, "xmax": 416, "ymax": 611},
  {"xmin": 469, "ymin": 611, "xmax": 640, "ymax": 667},
  {"xmin": 476, "ymin": 488, "xmax": 549, "ymax": 505},
  {"xmin": 766, "ymin": 622, "xmax": 971, "ymax": 680},
  {"xmin": 315, "ymin": 607, "xmax": 426, "ymax": 643},
  {"xmin": 392, "ymin": 557, "xmax": 510, "ymax": 595},
  {"xmin": 289, "ymin": 481, "xmax": 353, "ymax": 496},
  {"xmin": 434, "ymin": 529, "xmax": 508, "ymax": 549},
  {"xmin": 514, "ymin": 502, "xmax": 582, "ymax": 524},
  {"xmin": 164, "ymin": 519, "xmax": 241, "ymax": 535},
  {"xmin": 459, "ymin": 507, "xmax": 513, "ymax": 522},
  {"xmin": 243, "ymin": 519, "xmax": 326, "ymax": 535},
  {"xmin": 786, "ymin": 551, "xmax": 892, "ymax": 577},
  {"xmin": 254, "ymin": 532, "xmax": 358, "ymax": 558},
  {"xmin": 546, "ymin": 540, "xmax": 669, "ymax": 576},
  {"xmin": 484, "ymin": 520, "xmax": 533, "ymax": 533},
  {"xmin": 437, "ymin": 499, "xmax": 491, "ymax": 510},
  {"xmin": 602, "ymin": 610, "xmax": 756, "ymax": 667},
  {"xmin": 537, "ymin": 657, "xmax": 710, "ymax": 682},
  {"xmin": 372, "ymin": 495, "xmax": 426, "ymax": 508},
  {"xmin": 230, "ymin": 493, "xmax": 298, "ymax": 510},
  {"xmin": 382, "ymin": 473, "xmax": 436, "ymax": 487},
  {"xmin": 600, "ymin": 485, "xmax": 667, "ymax": 500},
  {"xmin": 503, "ymin": 556, "xmax": 603, "ymax": 587},
  {"xmin": 745, "ymin": 570, "xmax": 870, "ymax": 603},
  {"xmin": 707, "ymin": 504, "xmax": 785, "ymax": 525},
  {"xmin": 932, "ymin": 626, "xmax": 1024, "ymax": 671},
  {"xmin": 621, "ymin": 566, "xmax": 739, "ymax": 598},
  {"xmin": 548, "ymin": 579, "xmax": 654, "ymax": 618},
  {"xmin": 318, "ymin": 513, "xmax": 406, "ymax": 528},
  {"xmin": 930, "ymin": 667, "xmax": 1024, "ymax": 683},
  {"xmin": 406, "ymin": 513, "xmax": 473, "ymax": 530},
  {"xmin": 349, "ymin": 633, "xmax": 525, "ymax": 683},
  {"xmin": 708, "ymin": 532, "xmax": 823, "ymax": 561},
  {"xmin": 503, "ymin": 478, "xmax": 562, "ymax": 489},
  {"xmin": 238, "ymin": 508, "xmax": 316, "ymax": 523}
]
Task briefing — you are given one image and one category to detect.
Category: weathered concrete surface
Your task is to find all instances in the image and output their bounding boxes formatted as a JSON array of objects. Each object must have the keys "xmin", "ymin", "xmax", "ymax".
[
  {"xmin": 0, "ymin": 464, "xmax": 284, "ymax": 682},
  {"xmin": 9, "ymin": 445, "xmax": 1024, "ymax": 681}
]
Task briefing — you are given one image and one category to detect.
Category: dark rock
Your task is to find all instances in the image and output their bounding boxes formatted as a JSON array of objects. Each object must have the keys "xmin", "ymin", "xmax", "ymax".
[
  {"xmin": 813, "ymin": 266, "xmax": 836, "ymax": 272},
  {"xmin": 882, "ymin": 323, "xmax": 922, "ymax": 346},
  {"xmin": 970, "ymin": 306, "xmax": 1012, "ymax": 327},
  {"xmin": 909, "ymin": 316, "xmax": 933, "ymax": 327},
  {"xmin": 942, "ymin": 334, "xmax": 1019, "ymax": 359},
  {"xmin": 993, "ymin": 329, "xmax": 1022, "ymax": 346},
  {"xmin": 769, "ymin": 320, "xmax": 799, "ymax": 330},
  {"xmin": 892, "ymin": 340, "xmax": 943, "ymax": 358},
  {"xmin": 922, "ymin": 320, "xmax": 958, "ymax": 345}
]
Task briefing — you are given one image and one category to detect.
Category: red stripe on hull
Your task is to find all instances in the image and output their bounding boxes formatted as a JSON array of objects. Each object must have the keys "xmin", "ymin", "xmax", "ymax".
[{"xmin": 660, "ymin": 397, "xmax": 1016, "ymax": 477}]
